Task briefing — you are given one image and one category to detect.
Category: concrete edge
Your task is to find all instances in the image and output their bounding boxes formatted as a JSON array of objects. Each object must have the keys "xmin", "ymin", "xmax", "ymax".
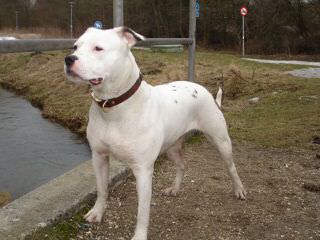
[{"xmin": 0, "ymin": 159, "xmax": 131, "ymax": 240}]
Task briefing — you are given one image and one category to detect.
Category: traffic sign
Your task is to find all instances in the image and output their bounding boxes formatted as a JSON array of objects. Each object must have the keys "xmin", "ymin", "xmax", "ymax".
[
  {"xmin": 196, "ymin": 0, "xmax": 200, "ymax": 18},
  {"xmin": 240, "ymin": 6, "xmax": 248, "ymax": 16},
  {"xmin": 93, "ymin": 20, "xmax": 103, "ymax": 29}
]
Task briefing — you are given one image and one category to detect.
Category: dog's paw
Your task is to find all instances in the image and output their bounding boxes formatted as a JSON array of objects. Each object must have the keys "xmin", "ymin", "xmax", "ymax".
[
  {"xmin": 84, "ymin": 206, "xmax": 105, "ymax": 223},
  {"xmin": 162, "ymin": 186, "xmax": 179, "ymax": 196},
  {"xmin": 131, "ymin": 234, "xmax": 147, "ymax": 240},
  {"xmin": 131, "ymin": 237, "xmax": 146, "ymax": 240},
  {"xmin": 234, "ymin": 186, "xmax": 247, "ymax": 200}
]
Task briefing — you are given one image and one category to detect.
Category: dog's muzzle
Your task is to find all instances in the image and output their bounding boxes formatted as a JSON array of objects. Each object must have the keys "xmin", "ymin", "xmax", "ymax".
[{"xmin": 65, "ymin": 55, "xmax": 103, "ymax": 86}]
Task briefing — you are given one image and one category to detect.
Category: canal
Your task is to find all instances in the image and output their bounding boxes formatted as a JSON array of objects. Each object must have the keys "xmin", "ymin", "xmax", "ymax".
[{"xmin": 0, "ymin": 87, "xmax": 91, "ymax": 200}]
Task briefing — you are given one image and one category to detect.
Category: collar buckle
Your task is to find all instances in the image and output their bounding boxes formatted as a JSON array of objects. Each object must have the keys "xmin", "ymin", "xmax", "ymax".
[{"xmin": 91, "ymin": 91, "xmax": 104, "ymax": 103}]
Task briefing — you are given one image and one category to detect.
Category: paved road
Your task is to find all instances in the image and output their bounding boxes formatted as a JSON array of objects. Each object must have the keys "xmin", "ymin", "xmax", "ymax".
[
  {"xmin": 243, "ymin": 58, "xmax": 320, "ymax": 67},
  {"xmin": 243, "ymin": 58, "xmax": 320, "ymax": 78}
]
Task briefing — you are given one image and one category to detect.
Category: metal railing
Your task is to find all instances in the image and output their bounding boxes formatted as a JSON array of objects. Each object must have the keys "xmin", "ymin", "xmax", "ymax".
[
  {"xmin": 0, "ymin": 39, "xmax": 74, "ymax": 53},
  {"xmin": 0, "ymin": 0, "xmax": 197, "ymax": 81},
  {"xmin": 0, "ymin": 38, "xmax": 194, "ymax": 53}
]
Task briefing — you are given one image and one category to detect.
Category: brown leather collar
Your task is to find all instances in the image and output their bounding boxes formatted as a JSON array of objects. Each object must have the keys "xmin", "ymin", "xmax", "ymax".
[{"xmin": 90, "ymin": 73, "xmax": 143, "ymax": 109}]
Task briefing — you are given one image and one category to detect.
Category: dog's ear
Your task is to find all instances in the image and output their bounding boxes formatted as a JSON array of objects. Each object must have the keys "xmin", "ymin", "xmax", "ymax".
[{"xmin": 115, "ymin": 26, "xmax": 145, "ymax": 47}]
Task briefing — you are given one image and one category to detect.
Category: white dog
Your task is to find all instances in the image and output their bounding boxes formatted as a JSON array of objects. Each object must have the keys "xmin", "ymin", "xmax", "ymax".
[{"xmin": 64, "ymin": 27, "xmax": 246, "ymax": 240}]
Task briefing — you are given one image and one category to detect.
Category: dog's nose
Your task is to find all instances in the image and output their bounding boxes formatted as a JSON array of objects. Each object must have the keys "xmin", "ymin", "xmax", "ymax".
[{"xmin": 65, "ymin": 55, "xmax": 78, "ymax": 67}]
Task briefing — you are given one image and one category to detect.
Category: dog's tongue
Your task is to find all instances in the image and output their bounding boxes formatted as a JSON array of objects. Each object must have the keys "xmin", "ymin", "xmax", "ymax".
[{"xmin": 89, "ymin": 78, "xmax": 103, "ymax": 86}]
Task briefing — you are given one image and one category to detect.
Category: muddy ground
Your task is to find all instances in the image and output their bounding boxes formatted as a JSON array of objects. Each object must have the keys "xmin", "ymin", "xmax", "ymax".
[{"xmin": 74, "ymin": 140, "xmax": 320, "ymax": 240}]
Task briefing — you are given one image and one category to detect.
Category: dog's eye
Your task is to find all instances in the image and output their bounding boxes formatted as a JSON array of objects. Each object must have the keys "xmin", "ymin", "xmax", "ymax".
[
  {"xmin": 73, "ymin": 45, "xmax": 77, "ymax": 50},
  {"xmin": 95, "ymin": 46, "xmax": 103, "ymax": 51}
]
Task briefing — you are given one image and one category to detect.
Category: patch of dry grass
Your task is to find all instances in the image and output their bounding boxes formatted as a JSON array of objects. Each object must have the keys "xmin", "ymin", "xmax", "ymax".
[{"xmin": 0, "ymin": 50, "xmax": 318, "ymax": 149}]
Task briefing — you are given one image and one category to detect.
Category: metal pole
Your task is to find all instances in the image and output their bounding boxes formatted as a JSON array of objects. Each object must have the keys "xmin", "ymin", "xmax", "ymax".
[
  {"xmin": 242, "ymin": 15, "xmax": 245, "ymax": 57},
  {"xmin": 15, "ymin": 11, "xmax": 19, "ymax": 31},
  {"xmin": 188, "ymin": 0, "xmax": 196, "ymax": 82},
  {"xmin": 113, "ymin": 0, "xmax": 124, "ymax": 27},
  {"xmin": 69, "ymin": 2, "xmax": 74, "ymax": 38}
]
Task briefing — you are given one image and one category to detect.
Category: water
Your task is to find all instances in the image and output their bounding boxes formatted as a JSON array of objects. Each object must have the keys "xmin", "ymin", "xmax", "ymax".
[{"xmin": 0, "ymin": 88, "xmax": 91, "ymax": 199}]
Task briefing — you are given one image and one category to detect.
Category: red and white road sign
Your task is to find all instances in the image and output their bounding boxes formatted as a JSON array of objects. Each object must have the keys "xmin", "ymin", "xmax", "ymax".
[{"xmin": 240, "ymin": 6, "xmax": 248, "ymax": 16}]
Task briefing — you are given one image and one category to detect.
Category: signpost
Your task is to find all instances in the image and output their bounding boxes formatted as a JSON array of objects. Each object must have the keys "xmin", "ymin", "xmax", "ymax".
[
  {"xmin": 240, "ymin": 6, "xmax": 248, "ymax": 56},
  {"xmin": 15, "ymin": 11, "xmax": 19, "ymax": 31},
  {"xmin": 69, "ymin": 2, "xmax": 75, "ymax": 38}
]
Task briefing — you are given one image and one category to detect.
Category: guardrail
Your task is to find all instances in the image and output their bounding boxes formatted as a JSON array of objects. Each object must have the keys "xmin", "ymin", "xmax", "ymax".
[
  {"xmin": 0, "ymin": 38, "xmax": 193, "ymax": 54},
  {"xmin": 0, "ymin": 39, "xmax": 75, "ymax": 53}
]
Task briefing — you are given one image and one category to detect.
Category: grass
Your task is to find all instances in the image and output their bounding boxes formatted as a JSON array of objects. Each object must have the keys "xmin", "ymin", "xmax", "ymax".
[
  {"xmin": 0, "ymin": 49, "xmax": 318, "ymax": 238},
  {"xmin": 226, "ymin": 78, "xmax": 320, "ymax": 148},
  {"xmin": 25, "ymin": 207, "xmax": 91, "ymax": 240},
  {"xmin": 0, "ymin": 49, "xmax": 318, "ymax": 149}
]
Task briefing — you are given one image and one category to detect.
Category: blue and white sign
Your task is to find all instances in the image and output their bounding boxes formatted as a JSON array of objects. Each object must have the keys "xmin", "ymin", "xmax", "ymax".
[
  {"xmin": 196, "ymin": 0, "xmax": 200, "ymax": 18},
  {"xmin": 93, "ymin": 20, "xmax": 103, "ymax": 29}
]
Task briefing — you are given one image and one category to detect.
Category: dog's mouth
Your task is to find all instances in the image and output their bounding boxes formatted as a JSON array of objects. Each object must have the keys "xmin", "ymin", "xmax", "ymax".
[
  {"xmin": 66, "ymin": 69, "xmax": 103, "ymax": 86},
  {"xmin": 89, "ymin": 78, "xmax": 103, "ymax": 86}
]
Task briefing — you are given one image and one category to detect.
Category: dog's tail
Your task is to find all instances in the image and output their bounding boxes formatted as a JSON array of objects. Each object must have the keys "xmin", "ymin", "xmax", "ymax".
[{"xmin": 215, "ymin": 87, "xmax": 223, "ymax": 108}]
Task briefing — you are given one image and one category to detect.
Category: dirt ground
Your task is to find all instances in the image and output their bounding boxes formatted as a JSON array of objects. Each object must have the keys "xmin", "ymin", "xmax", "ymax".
[{"xmin": 74, "ymin": 140, "xmax": 320, "ymax": 240}]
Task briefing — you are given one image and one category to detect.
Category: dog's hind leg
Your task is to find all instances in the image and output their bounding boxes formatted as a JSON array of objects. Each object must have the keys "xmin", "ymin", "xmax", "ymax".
[
  {"xmin": 199, "ymin": 106, "xmax": 246, "ymax": 200},
  {"xmin": 207, "ymin": 134, "xmax": 246, "ymax": 199},
  {"xmin": 162, "ymin": 137, "xmax": 186, "ymax": 196}
]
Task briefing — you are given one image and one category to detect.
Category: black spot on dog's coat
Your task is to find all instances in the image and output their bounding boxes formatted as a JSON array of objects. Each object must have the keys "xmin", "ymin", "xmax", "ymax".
[
  {"xmin": 174, "ymin": 99, "xmax": 178, "ymax": 104},
  {"xmin": 190, "ymin": 89, "xmax": 198, "ymax": 98}
]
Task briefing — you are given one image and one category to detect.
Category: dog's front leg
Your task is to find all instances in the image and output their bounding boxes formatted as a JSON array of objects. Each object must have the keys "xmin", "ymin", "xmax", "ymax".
[
  {"xmin": 85, "ymin": 151, "xmax": 109, "ymax": 223},
  {"xmin": 131, "ymin": 165, "xmax": 154, "ymax": 240}
]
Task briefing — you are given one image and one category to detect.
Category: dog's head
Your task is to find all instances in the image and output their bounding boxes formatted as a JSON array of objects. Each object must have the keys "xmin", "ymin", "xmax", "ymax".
[{"xmin": 64, "ymin": 27, "xmax": 144, "ymax": 87}]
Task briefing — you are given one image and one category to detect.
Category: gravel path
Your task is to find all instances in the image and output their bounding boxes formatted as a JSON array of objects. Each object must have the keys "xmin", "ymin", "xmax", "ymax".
[
  {"xmin": 286, "ymin": 68, "xmax": 320, "ymax": 79},
  {"xmin": 76, "ymin": 141, "xmax": 320, "ymax": 240}
]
